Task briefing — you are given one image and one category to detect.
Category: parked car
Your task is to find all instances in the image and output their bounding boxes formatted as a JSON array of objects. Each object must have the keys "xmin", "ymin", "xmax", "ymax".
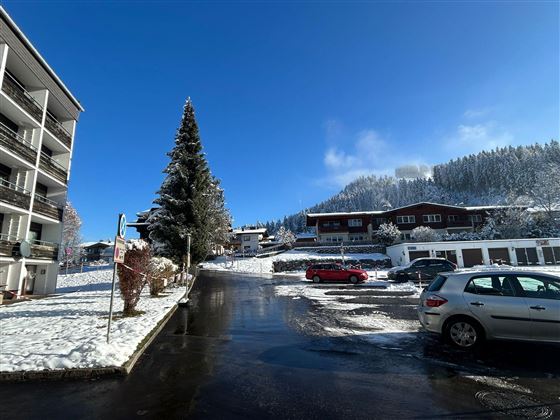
[
  {"xmin": 418, "ymin": 270, "xmax": 560, "ymax": 349},
  {"xmin": 387, "ymin": 258, "xmax": 457, "ymax": 282},
  {"xmin": 305, "ymin": 263, "xmax": 368, "ymax": 284}
]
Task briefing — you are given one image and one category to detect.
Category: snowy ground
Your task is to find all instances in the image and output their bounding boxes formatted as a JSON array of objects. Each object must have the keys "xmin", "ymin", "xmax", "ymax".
[
  {"xmin": 0, "ymin": 268, "xmax": 184, "ymax": 373},
  {"xmin": 201, "ymin": 250, "xmax": 388, "ymax": 275},
  {"xmin": 275, "ymin": 278, "xmax": 422, "ymax": 347}
]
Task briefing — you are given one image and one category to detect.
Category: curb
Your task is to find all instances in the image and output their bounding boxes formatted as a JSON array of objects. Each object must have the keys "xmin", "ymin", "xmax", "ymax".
[{"xmin": 0, "ymin": 279, "xmax": 198, "ymax": 382}]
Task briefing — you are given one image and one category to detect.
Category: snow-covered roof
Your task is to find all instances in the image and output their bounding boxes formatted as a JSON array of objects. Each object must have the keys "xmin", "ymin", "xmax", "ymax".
[
  {"xmin": 0, "ymin": 7, "xmax": 84, "ymax": 112},
  {"xmin": 233, "ymin": 228, "xmax": 268, "ymax": 235},
  {"xmin": 463, "ymin": 205, "xmax": 521, "ymax": 211},
  {"xmin": 307, "ymin": 210, "xmax": 384, "ymax": 218},
  {"xmin": 81, "ymin": 240, "xmax": 113, "ymax": 248}
]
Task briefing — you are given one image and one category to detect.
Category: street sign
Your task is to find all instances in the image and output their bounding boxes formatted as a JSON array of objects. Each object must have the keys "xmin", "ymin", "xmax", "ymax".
[
  {"xmin": 118, "ymin": 214, "xmax": 127, "ymax": 238},
  {"xmin": 113, "ymin": 236, "xmax": 126, "ymax": 264}
]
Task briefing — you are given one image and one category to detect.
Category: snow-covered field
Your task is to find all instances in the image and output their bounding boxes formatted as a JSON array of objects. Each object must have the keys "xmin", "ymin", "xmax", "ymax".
[
  {"xmin": 201, "ymin": 250, "xmax": 388, "ymax": 275},
  {"xmin": 0, "ymin": 268, "xmax": 184, "ymax": 373}
]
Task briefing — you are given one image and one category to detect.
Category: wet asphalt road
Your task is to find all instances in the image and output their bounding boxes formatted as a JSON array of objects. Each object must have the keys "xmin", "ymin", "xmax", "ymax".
[{"xmin": 1, "ymin": 271, "xmax": 559, "ymax": 419}]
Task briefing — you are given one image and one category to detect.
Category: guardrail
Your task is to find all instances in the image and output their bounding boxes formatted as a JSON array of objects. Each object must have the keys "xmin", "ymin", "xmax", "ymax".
[{"xmin": 0, "ymin": 122, "xmax": 37, "ymax": 164}]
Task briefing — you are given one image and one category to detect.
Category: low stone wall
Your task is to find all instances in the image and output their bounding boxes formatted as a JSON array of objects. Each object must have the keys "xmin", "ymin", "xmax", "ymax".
[
  {"xmin": 293, "ymin": 245, "xmax": 386, "ymax": 254},
  {"xmin": 273, "ymin": 257, "xmax": 391, "ymax": 273}
]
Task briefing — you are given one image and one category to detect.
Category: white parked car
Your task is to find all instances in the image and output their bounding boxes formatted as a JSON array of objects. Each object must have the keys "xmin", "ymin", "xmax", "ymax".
[{"xmin": 418, "ymin": 270, "xmax": 560, "ymax": 348}]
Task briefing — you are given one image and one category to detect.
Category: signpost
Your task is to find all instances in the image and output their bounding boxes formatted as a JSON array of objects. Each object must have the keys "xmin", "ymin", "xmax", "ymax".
[{"xmin": 107, "ymin": 213, "xmax": 126, "ymax": 343}]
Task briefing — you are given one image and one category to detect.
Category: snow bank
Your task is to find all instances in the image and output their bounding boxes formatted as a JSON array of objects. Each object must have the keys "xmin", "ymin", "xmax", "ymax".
[
  {"xmin": 201, "ymin": 250, "xmax": 390, "ymax": 274},
  {"xmin": 0, "ymin": 268, "xmax": 184, "ymax": 373}
]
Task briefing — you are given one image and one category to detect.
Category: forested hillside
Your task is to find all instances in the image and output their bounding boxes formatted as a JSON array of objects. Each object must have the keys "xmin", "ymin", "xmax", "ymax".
[{"xmin": 265, "ymin": 140, "xmax": 559, "ymax": 233}]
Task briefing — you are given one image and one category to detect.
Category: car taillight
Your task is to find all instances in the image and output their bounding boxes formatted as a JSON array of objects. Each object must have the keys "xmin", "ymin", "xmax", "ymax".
[{"xmin": 425, "ymin": 295, "xmax": 448, "ymax": 307}]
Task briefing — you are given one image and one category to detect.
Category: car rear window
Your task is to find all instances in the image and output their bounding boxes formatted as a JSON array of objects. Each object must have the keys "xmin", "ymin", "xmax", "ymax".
[{"xmin": 426, "ymin": 275, "xmax": 447, "ymax": 292}]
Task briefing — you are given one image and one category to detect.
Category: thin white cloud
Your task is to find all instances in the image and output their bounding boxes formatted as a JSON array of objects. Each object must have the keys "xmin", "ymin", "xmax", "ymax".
[
  {"xmin": 320, "ymin": 129, "xmax": 427, "ymax": 187},
  {"xmin": 446, "ymin": 121, "xmax": 513, "ymax": 155},
  {"xmin": 463, "ymin": 107, "xmax": 492, "ymax": 119}
]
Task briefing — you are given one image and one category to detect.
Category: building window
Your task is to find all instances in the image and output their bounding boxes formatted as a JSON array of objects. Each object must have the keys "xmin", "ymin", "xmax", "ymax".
[
  {"xmin": 422, "ymin": 214, "xmax": 441, "ymax": 223},
  {"xmin": 400, "ymin": 233, "xmax": 412, "ymax": 240},
  {"xmin": 324, "ymin": 236, "xmax": 343, "ymax": 243},
  {"xmin": 322, "ymin": 221, "xmax": 341, "ymax": 228},
  {"xmin": 349, "ymin": 234, "xmax": 364, "ymax": 241},
  {"xmin": 448, "ymin": 215, "xmax": 459, "ymax": 222},
  {"xmin": 243, "ymin": 235, "xmax": 251, "ymax": 242},
  {"xmin": 397, "ymin": 215, "xmax": 416, "ymax": 224},
  {"xmin": 374, "ymin": 217, "xmax": 387, "ymax": 225},
  {"xmin": 348, "ymin": 219, "xmax": 362, "ymax": 227},
  {"xmin": 468, "ymin": 214, "xmax": 482, "ymax": 223}
]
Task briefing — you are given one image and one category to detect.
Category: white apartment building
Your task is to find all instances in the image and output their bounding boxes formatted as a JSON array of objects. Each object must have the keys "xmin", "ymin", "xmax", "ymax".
[{"xmin": 0, "ymin": 7, "xmax": 83, "ymax": 296}]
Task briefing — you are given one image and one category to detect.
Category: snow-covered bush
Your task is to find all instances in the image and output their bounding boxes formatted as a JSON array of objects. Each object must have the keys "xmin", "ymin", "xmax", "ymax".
[
  {"xmin": 411, "ymin": 226, "xmax": 441, "ymax": 242},
  {"xmin": 376, "ymin": 222, "xmax": 401, "ymax": 245},
  {"xmin": 442, "ymin": 231, "xmax": 482, "ymax": 241},
  {"xmin": 148, "ymin": 256, "xmax": 178, "ymax": 296},
  {"xmin": 117, "ymin": 239, "xmax": 151, "ymax": 316}
]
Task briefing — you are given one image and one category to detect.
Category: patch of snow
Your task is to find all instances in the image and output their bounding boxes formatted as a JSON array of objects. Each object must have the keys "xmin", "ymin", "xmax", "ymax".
[
  {"xmin": 463, "ymin": 375, "xmax": 533, "ymax": 394},
  {"xmin": 0, "ymin": 268, "xmax": 184, "ymax": 373}
]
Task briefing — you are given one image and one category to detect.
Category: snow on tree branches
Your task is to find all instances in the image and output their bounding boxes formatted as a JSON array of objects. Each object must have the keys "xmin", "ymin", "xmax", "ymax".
[
  {"xmin": 411, "ymin": 226, "xmax": 441, "ymax": 242},
  {"xmin": 59, "ymin": 202, "xmax": 83, "ymax": 266},
  {"xmin": 376, "ymin": 222, "xmax": 401, "ymax": 245},
  {"xmin": 148, "ymin": 99, "xmax": 231, "ymax": 264},
  {"xmin": 276, "ymin": 226, "xmax": 296, "ymax": 246}
]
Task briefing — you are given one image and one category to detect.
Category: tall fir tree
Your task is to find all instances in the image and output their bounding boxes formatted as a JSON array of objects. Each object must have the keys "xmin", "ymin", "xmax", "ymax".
[{"xmin": 148, "ymin": 99, "xmax": 213, "ymax": 264}]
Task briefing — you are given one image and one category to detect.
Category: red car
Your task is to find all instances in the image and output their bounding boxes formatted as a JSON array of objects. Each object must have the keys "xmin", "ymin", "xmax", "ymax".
[{"xmin": 305, "ymin": 263, "xmax": 368, "ymax": 284}]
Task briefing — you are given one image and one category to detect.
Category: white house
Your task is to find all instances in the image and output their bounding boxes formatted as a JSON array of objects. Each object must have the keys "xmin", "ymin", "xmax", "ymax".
[{"xmin": 231, "ymin": 228, "xmax": 269, "ymax": 252}]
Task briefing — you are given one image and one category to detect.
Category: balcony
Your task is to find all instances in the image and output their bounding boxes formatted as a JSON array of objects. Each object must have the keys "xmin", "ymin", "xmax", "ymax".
[
  {"xmin": 0, "ymin": 121, "xmax": 37, "ymax": 165},
  {"xmin": 1, "ymin": 72, "xmax": 43, "ymax": 122},
  {"xmin": 33, "ymin": 195, "xmax": 64, "ymax": 221},
  {"xmin": 29, "ymin": 239, "xmax": 59, "ymax": 260},
  {"xmin": 0, "ymin": 180, "xmax": 31, "ymax": 210},
  {"xmin": 0, "ymin": 233, "xmax": 20, "ymax": 257},
  {"xmin": 44, "ymin": 111, "xmax": 72, "ymax": 149},
  {"xmin": 39, "ymin": 152, "xmax": 67, "ymax": 184}
]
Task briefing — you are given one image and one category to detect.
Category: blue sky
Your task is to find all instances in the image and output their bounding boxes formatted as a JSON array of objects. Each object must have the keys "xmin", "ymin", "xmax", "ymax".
[{"xmin": 5, "ymin": 1, "xmax": 558, "ymax": 240}]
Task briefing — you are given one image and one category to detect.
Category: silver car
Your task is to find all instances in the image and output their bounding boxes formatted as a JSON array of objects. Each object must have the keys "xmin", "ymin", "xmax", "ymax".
[{"xmin": 418, "ymin": 270, "xmax": 560, "ymax": 348}]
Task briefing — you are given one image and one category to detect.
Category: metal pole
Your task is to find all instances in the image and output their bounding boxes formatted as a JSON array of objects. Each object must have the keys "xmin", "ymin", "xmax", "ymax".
[
  {"xmin": 106, "ymin": 213, "xmax": 123, "ymax": 344},
  {"xmin": 186, "ymin": 233, "xmax": 191, "ymax": 295},
  {"xmin": 106, "ymin": 261, "xmax": 118, "ymax": 343}
]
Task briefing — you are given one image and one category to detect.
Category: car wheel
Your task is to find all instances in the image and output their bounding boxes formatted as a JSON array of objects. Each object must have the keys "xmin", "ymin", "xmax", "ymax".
[
  {"xmin": 312, "ymin": 275, "xmax": 321, "ymax": 283},
  {"xmin": 349, "ymin": 275, "xmax": 358, "ymax": 284},
  {"xmin": 445, "ymin": 317, "xmax": 483, "ymax": 349}
]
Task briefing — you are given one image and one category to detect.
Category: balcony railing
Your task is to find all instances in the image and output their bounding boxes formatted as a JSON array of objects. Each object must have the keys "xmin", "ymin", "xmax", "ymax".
[
  {"xmin": 0, "ymin": 179, "xmax": 31, "ymax": 210},
  {"xmin": 1, "ymin": 72, "xmax": 43, "ymax": 122},
  {"xmin": 0, "ymin": 121, "xmax": 37, "ymax": 165},
  {"xmin": 29, "ymin": 239, "xmax": 59, "ymax": 260},
  {"xmin": 39, "ymin": 152, "xmax": 67, "ymax": 184},
  {"xmin": 318, "ymin": 225, "xmax": 349, "ymax": 233},
  {"xmin": 33, "ymin": 195, "xmax": 64, "ymax": 221},
  {"xmin": 0, "ymin": 233, "xmax": 20, "ymax": 257},
  {"xmin": 44, "ymin": 111, "xmax": 72, "ymax": 148}
]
